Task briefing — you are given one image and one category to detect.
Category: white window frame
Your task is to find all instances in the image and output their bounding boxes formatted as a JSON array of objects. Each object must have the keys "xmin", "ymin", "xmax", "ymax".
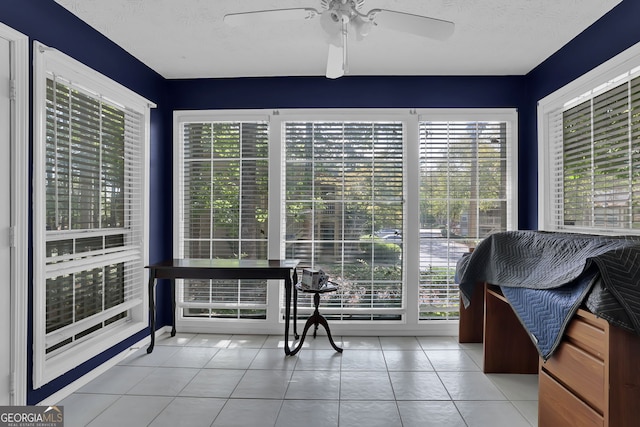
[
  {"xmin": 417, "ymin": 110, "xmax": 519, "ymax": 321},
  {"xmin": 0, "ymin": 22, "xmax": 29, "ymax": 406},
  {"xmin": 538, "ymin": 40, "xmax": 640, "ymax": 234},
  {"xmin": 174, "ymin": 108, "xmax": 517, "ymax": 336},
  {"xmin": 33, "ymin": 41, "xmax": 154, "ymax": 388},
  {"xmin": 280, "ymin": 112, "xmax": 408, "ymax": 322},
  {"xmin": 174, "ymin": 111, "xmax": 271, "ymax": 323}
]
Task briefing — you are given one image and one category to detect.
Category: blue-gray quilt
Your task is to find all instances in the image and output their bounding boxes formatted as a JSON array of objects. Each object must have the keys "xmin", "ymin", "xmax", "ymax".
[
  {"xmin": 500, "ymin": 269, "xmax": 597, "ymax": 359},
  {"xmin": 456, "ymin": 231, "xmax": 640, "ymax": 359}
]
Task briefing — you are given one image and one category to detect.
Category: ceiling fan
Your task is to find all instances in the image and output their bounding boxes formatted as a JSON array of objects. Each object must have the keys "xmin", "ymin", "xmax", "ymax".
[{"xmin": 223, "ymin": 0, "xmax": 455, "ymax": 79}]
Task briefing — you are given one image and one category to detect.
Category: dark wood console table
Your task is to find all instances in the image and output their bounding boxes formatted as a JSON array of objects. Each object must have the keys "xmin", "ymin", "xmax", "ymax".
[{"xmin": 145, "ymin": 258, "xmax": 299, "ymax": 355}]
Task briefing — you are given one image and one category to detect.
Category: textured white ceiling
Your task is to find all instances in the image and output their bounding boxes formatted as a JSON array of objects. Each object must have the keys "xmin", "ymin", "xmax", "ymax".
[{"xmin": 54, "ymin": 0, "xmax": 622, "ymax": 79}]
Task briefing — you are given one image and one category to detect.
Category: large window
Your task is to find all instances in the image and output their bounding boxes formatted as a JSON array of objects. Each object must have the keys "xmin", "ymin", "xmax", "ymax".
[
  {"xmin": 174, "ymin": 109, "xmax": 517, "ymax": 335},
  {"xmin": 539, "ymin": 41, "xmax": 640, "ymax": 234},
  {"xmin": 284, "ymin": 121, "xmax": 404, "ymax": 321},
  {"xmin": 419, "ymin": 120, "xmax": 512, "ymax": 320},
  {"xmin": 176, "ymin": 118, "xmax": 270, "ymax": 319},
  {"xmin": 33, "ymin": 43, "xmax": 153, "ymax": 387},
  {"xmin": 562, "ymin": 77, "xmax": 640, "ymax": 230}
]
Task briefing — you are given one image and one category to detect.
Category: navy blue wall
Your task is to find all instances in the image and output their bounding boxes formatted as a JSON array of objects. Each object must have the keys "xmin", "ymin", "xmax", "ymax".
[
  {"xmin": 168, "ymin": 75, "xmax": 525, "ymax": 110},
  {"xmin": 2, "ymin": 0, "xmax": 640, "ymax": 405},
  {"xmin": 0, "ymin": 0, "xmax": 172, "ymax": 404}
]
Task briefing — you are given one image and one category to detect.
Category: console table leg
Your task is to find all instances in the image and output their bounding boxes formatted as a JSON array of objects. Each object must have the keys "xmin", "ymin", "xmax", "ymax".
[
  {"xmin": 284, "ymin": 276, "xmax": 293, "ymax": 355},
  {"xmin": 170, "ymin": 279, "xmax": 176, "ymax": 337},
  {"xmin": 293, "ymin": 286, "xmax": 299, "ymax": 340},
  {"xmin": 147, "ymin": 274, "xmax": 156, "ymax": 354}
]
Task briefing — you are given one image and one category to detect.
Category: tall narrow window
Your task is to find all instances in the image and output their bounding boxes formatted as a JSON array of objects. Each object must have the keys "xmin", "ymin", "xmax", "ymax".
[
  {"xmin": 176, "ymin": 120, "xmax": 270, "ymax": 319},
  {"xmin": 34, "ymin": 43, "xmax": 152, "ymax": 387},
  {"xmin": 44, "ymin": 79, "xmax": 145, "ymax": 348},
  {"xmin": 419, "ymin": 121, "xmax": 512, "ymax": 320},
  {"xmin": 284, "ymin": 121, "xmax": 404, "ymax": 321},
  {"xmin": 539, "ymin": 42, "xmax": 640, "ymax": 234},
  {"xmin": 560, "ymin": 75, "xmax": 640, "ymax": 230}
]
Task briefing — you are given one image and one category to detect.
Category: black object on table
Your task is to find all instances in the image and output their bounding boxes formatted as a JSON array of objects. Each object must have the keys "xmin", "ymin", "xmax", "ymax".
[
  {"xmin": 289, "ymin": 282, "xmax": 343, "ymax": 355},
  {"xmin": 145, "ymin": 258, "xmax": 299, "ymax": 355}
]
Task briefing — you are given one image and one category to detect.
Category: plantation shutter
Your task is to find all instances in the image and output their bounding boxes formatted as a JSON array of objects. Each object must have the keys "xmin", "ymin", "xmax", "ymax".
[
  {"xmin": 177, "ymin": 120, "xmax": 270, "ymax": 319},
  {"xmin": 284, "ymin": 121, "xmax": 405, "ymax": 320},
  {"xmin": 418, "ymin": 121, "xmax": 510, "ymax": 320},
  {"xmin": 44, "ymin": 76, "xmax": 145, "ymax": 352},
  {"xmin": 553, "ymin": 74, "xmax": 640, "ymax": 231}
]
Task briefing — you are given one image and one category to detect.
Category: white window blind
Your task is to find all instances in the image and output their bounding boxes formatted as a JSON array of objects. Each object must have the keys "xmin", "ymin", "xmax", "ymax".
[
  {"xmin": 419, "ymin": 121, "xmax": 511, "ymax": 320},
  {"xmin": 551, "ymin": 74, "xmax": 640, "ymax": 231},
  {"xmin": 33, "ymin": 43, "xmax": 151, "ymax": 387},
  {"xmin": 43, "ymin": 76, "xmax": 145, "ymax": 352},
  {"xmin": 284, "ymin": 121, "xmax": 404, "ymax": 321},
  {"xmin": 177, "ymin": 121, "xmax": 270, "ymax": 319}
]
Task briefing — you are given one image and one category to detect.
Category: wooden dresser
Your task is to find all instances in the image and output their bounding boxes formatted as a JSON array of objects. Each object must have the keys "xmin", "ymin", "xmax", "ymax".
[
  {"xmin": 539, "ymin": 308, "xmax": 640, "ymax": 427},
  {"xmin": 460, "ymin": 283, "xmax": 640, "ymax": 427}
]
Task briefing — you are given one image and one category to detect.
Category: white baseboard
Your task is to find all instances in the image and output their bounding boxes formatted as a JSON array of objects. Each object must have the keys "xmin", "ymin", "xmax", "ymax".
[{"xmin": 38, "ymin": 326, "xmax": 171, "ymax": 406}]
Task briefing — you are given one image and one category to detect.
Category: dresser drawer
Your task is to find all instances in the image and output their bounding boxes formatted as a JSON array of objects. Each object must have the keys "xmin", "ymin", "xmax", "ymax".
[
  {"xmin": 541, "ymin": 339, "xmax": 605, "ymax": 413},
  {"xmin": 564, "ymin": 309, "xmax": 607, "ymax": 358},
  {"xmin": 539, "ymin": 370, "xmax": 603, "ymax": 427}
]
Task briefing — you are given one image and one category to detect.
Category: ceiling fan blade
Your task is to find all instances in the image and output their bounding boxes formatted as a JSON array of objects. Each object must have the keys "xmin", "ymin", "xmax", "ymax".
[
  {"xmin": 372, "ymin": 9, "xmax": 454, "ymax": 40},
  {"xmin": 224, "ymin": 8, "xmax": 319, "ymax": 26},
  {"xmin": 326, "ymin": 42, "xmax": 344, "ymax": 79}
]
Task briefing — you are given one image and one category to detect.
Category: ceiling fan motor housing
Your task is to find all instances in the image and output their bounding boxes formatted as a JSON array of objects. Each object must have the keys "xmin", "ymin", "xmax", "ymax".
[{"xmin": 324, "ymin": 0, "xmax": 366, "ymax": 23}]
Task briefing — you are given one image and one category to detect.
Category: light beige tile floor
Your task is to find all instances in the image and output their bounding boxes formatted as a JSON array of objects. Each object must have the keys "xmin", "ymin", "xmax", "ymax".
[{"xmin": 58, "ymin": 333, "xmax": 538, "ymax": 426}]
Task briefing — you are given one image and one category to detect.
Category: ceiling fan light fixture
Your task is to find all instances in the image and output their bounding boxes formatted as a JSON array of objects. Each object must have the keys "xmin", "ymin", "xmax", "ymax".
[{"xmin": 320, "ymin": 10, "xmax": 341, "ymax": 37}]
